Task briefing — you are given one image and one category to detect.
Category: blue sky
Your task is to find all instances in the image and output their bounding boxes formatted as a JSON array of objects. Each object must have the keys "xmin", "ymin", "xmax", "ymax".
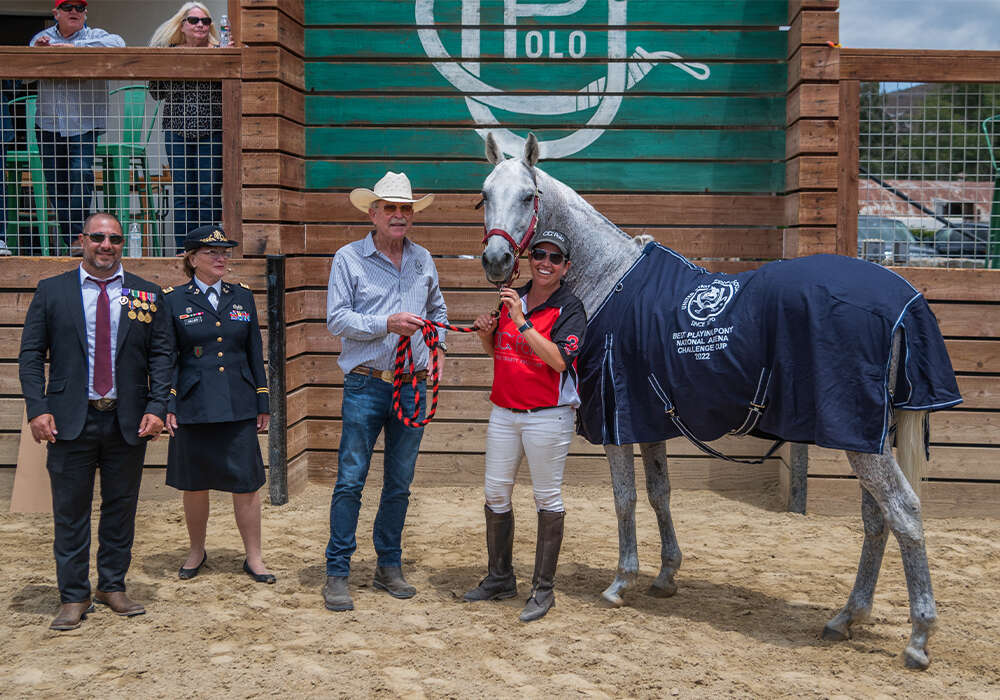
[{"xmin": 839, "ymin": 0, "xmax": 1000, "ymax": 51}]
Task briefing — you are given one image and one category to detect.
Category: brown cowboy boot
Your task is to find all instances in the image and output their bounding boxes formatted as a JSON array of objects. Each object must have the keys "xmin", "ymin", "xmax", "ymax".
[
  {"xmin": 50, "ymin": 601, "xmax": 96, "ymax": 631},
  {"xmin": 94, "ymin": 590, "xmax": 146, "ymax": 616},
  {"xmin": 519, "ymin": 510, "xmax": 565, "ymax": 622},
  {"xmin": 463, "ymin": 505, "xmax": 517, "ymax": 602}
]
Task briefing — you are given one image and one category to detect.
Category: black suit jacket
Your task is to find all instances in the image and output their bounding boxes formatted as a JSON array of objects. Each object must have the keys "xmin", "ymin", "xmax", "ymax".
[
  {"xmin": 18, "ymin": 269, "xmax": 174, "ymax": 445},
  {"xmin": 163, "ymin": 279, "xmax": 269, "ymax": 423}
]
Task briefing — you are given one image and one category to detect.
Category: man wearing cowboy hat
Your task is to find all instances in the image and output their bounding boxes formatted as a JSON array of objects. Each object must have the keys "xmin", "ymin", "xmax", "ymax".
[{"xmin": 323, "ymin": 171, "xmax": 448, "ymax": 612}]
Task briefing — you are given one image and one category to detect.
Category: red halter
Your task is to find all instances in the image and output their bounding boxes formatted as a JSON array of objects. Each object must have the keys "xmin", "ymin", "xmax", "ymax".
[{"xmin": 481, "ymin": 187, "xmax": 539, "ymax": 284}]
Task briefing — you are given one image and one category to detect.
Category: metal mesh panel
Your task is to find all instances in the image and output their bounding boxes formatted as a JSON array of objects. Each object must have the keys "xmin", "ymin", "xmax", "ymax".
[
  {"xmin": 1, "ymin": 78, "xmax": 223, "ymax": 257},
  {"xmin": 859, "ymin": 81, "xmax": 1000, "ymax": 268}
]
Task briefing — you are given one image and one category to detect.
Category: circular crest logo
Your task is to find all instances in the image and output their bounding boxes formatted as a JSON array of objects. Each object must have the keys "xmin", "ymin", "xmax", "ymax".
[
  {"xmin": 415, "ymin": 0, "xmax": 710, "ymax": 159},
  {"xmin": 682, "ymin": 280, "xmax": 740, "ymax": 323}
]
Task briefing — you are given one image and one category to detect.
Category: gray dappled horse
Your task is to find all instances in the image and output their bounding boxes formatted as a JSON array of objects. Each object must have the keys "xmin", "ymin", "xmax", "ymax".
[{"xmin": 478, "ymin": 133, "xmax": 962, "ymax": 670}]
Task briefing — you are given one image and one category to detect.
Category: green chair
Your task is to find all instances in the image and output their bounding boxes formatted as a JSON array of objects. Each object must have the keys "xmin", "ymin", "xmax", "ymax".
[
  {"xmin": 96, "ymin": 85, "xmax": 161, "ymax": 255},
  {"xmin": 3, "ymin": 95, "xmax": 58, "ymax": 255}
]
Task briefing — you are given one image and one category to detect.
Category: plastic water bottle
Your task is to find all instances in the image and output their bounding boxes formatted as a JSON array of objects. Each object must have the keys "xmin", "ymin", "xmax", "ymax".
[
  {"xmin": 219, "ymin": 15, "xmax": 231, "ymax": 47},
  {"xmin": 127, "ymin": 223, "xmax": 142, "ymax": 258}
]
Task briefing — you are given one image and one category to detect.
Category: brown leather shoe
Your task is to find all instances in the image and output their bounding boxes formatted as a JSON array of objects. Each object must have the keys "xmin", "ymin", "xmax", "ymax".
[
  {"xmin": 94, "ymin": 590, "xmax": 146, "ymax": 617},
  {"xmin": 50, "ymin": 601, "xmax": 96, "ymax": 631}
]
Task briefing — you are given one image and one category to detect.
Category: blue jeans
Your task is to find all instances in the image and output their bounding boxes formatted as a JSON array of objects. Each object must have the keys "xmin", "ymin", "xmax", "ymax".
[
  {"xmin": 325, "ymin": 373, "xmax": 426, "ymax": 577},
  {"xmin": 164, "ymin": 130, "xmax": 221, "ymax": 253},
  {"xmin": 37, "ymin": 129, "xmax": 97, "ymax": 245}
]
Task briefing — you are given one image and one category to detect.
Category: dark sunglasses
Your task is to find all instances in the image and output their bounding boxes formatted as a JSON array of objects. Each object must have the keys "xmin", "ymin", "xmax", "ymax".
[
  {"xmin": 185, "ymin": 16, "xmax": 213, "ymax": 25},
  {"xmin": 381, "ymin": 203, "xmax": 414, "ymax": 215},
  {"xmin": 87, "ymin": 232, "xmax": 124, "ymax": 245},
  {"xmin": 530, "ymin": 248, "xmax": 565, "ymax": 265},
  {"xmin": 58, "ymin": 3, "xmax": 87, "ymax": 12}
]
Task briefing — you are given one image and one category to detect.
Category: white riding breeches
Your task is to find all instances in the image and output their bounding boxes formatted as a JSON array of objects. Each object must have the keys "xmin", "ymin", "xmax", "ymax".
[{"xmin": 483, "ymin": 404, "xmax": 574, "ymax": 513}]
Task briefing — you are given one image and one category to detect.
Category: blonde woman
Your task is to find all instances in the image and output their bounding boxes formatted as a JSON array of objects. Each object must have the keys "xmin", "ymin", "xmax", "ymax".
[{"xmin": 149, "ymin": 3, "xmax": 228, "ymax": 253}]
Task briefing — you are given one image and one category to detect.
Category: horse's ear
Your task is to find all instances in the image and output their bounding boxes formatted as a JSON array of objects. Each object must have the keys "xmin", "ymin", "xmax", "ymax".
[
  {"xmin": 485, "ymin": 132, "xmax": 504, "ymax": 165},
  {"xmin": 524, "ymin": 133, "xmax": 540, "ymax": 167}
]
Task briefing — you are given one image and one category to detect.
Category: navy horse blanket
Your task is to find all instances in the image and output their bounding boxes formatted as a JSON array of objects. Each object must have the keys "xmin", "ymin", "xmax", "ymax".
[{"xmin": 576, "ymin": 243, "xmax": 962, "ymax": 454}]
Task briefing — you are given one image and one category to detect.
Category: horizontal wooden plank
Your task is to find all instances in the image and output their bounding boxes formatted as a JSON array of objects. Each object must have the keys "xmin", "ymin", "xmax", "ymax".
[
  {"xmin": 786, "ymin": 83, "xmax": 838, "ymax": 124},
  {"xmin": 954, "ymin": 376, "xmax": 1000, "ymax": 410},
  {"xmin": 809, "ymin": 444, "xmax": 1000, "ymax": 481},
  {"xmin": 305, "ymin": 28, "xmax": 788, "ymax": 61},
  {"xmin": 306, "ymin": 159, "xmax": 785, "ymax": 193},
  {"xmin": 785, "ymin": 191, "xmax": 837, "ymax": 225},
  {"xmin": 284, "ymin": 192, "xmax": 786, "ymax": 225},
  {"xmin": 306, "ymin": 95, "xmax": 785, "ymax": 128},
  {"xmin": 789, "ymin": 0, "xmax": 839, "ymax": 20},
  {"xmin": 787, "ymin": 10, "xmax": 839, "ymax": 57},
  {"xmin": 242, "ymin": 46, "xmax": 305, "ymax": 89},
  {"xmin": 780, "ymin": 227, "xmax": 837, "ymax": 257},
  {"xmin": 243, "ymin": 152, "xmax": 305, "ymax": 188},
  {"xmin": 242, "ymin": 223, "xmax": 304, "ymax": 256},
  {"xmin": 242, "ymin": 8, "xmax": 305, "ymax": 55},
  {"xmin": 805, "ymin": 476, "xmax": 1000, "ymax": 518},
  {"xmin": 900, "ymin": 268, "xmax": 1000, "ymax": 303},
  {"xmin": 304, "ymin": 1, "xmax": 790, "ymax": 27},
  {"xmin": 930, "ymin": 303, "xmax": 1000, "ymax": 338},
  {"xmin": 307, "ymin": 127, "xmax": 784, "ymax": 161},
  {"xmin": 785, "ymin": 155, "xmax": 837, "ymax": 191},
  {"xmin": 786, "ymin": 119, "xmax": 837, "ymax": 158},
  {"xmin": 944, "ymin": 340, "xmax": 1000, "ymax": 374},
  {"xmin": 241, "ymin": 116, "xmax": 305, "ymax": 154},
  {"xmin": 0, "ymin": 48, "xmax": 241, "ymax": 79},
  {"xmin": 241, "ymin": 81, "xmax": 305, "ymax": 122},
  {"xmin": 241, "ymin": 0, "xmax": 304, "ymax": 25},
  {"xmin": 787, "ymin": 45, "xmax": 838, "ymax": 89},
  {"xmin": 840, "ymin": 49, "xmax": 1000, "ymax": 83}
]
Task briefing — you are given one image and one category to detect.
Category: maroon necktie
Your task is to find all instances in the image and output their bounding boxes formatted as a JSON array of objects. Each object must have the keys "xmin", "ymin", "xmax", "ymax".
[{"xmin": 91, "ymin": 278, "xmax": 113, "ymax": 396}]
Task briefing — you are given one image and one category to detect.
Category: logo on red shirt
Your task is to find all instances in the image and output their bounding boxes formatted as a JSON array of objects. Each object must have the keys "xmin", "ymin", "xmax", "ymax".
[{"xmin": 564, "ymin": 334, "xmax": 580, "ymax": 353}]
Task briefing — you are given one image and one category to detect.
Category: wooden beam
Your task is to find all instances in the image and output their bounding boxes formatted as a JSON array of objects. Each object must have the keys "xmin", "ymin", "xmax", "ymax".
[
  {"xmin": 241, "ymin": 8, "xmax": 305, "ymax": 55},
  {"xmin": 788, "ymin": 45, "xmax": 839, "ymax": 89},
  {"xmin": 0, "ymin": 48, "xmax": 241, "ymax": 79},
  {"xmin": 787, "ymin": 10, "xmax": 839, "ymax": 58},
  {"xmin": 840, "ymin": 49, "xmax": 1000, "ymax": 83},
  {"xmin": 786, "ymin": 83, "xmax": 839, "ymax": 124},
  {"xmin": 836, "ymin": 80, "xmax": 860, "ymax": 258},
  {"xmin": 223, "ymin": 80, "xmax": 244, "ymax": 251},
  {"xmin": 786, "ymin": 119, "xmax": 838, "ymax": 158},
  {"xmin": 789, "ymin": 0, "xmax": 839, "ymax": 22}
]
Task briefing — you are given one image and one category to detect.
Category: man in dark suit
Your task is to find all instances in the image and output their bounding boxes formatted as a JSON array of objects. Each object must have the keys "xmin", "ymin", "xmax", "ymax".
[{"xmin": 19, "ymin": 211, "xmax": 173, "ymax": 631}]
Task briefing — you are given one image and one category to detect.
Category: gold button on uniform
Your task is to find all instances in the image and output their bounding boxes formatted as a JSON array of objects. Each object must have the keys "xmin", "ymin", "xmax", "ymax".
[
  {"xmin": 219, "ymin": 367, "xmax": 225, "ymax": 372},
  {"xmin": 215, "ymin": 321, "xmax": 221, "ymax": 327},
  {"xmin": 217, "ymin": 337, "xmax": 223, "ymax": 342},
  {"xmin": 217, "ymin": 352, "xmax": 223, "ymax": 358}
]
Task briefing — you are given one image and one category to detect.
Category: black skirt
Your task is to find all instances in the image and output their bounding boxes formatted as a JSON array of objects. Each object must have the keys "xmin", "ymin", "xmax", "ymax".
[{"xmin": 166, "ymin": 419, "xmax": 265, "ymax": 493}]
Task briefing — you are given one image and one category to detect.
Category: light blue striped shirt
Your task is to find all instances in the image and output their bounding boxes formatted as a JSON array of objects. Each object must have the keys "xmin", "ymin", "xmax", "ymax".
[
  {"xmin": 29, "ymin": 25, "xmax": 125, "ymax": 136},
  {"xmin": 327, "ymin": 232, "xmax": 448, "ymax": 373}
]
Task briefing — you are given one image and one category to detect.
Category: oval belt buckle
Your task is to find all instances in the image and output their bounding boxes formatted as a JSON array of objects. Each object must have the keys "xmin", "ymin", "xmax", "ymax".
[{"xmin": 380, "ymin": 369, "xmax": 394, "ymax": 383}]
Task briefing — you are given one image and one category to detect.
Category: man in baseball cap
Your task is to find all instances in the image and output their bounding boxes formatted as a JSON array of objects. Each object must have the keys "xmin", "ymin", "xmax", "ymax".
[{"xmin": 322, "ymin": 172, "xmax": 448, "ymax": 613}]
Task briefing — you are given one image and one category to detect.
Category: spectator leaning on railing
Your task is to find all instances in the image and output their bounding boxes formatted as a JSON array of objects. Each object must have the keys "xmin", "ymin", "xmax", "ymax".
[
  {"xmin": 29, "ymin": 1, "xmax": 125, "ymax": 251},
  {"xmin": 148, "ymin": 2, "xmax": 228, "ymax": 254}
]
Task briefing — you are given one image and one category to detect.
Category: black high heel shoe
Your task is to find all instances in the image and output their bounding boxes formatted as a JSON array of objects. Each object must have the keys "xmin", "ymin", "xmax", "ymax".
[
  {"xmin": 243, "ymin": 559, "xmax": 276, "ymax": 584},
  {"xmin": 178, "ymin": 552, "xmax": 207, "ymax": 580}
]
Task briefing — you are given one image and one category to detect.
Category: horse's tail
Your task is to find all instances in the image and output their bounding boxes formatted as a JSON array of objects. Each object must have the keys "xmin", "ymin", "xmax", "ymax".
[{"xmin": 896, "ymin": 409, "xmax": 929, "ymax": 498}]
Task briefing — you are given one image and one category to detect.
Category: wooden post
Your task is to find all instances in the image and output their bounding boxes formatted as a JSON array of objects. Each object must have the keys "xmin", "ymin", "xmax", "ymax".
[
  {"xmin": 266, "ymin": 254, "xmax": 288, "ymax": 505},
  {"xmin": 222, "ymin": 78, "xmax": 244, "ymax": 254},
  {"xmin": 837, "ymin": 80, "xmax": 860, "ymax": 258}
]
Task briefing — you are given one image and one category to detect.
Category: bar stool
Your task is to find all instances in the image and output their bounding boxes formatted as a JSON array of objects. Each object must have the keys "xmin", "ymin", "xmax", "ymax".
[{"xmin": 3, "ymin": 95, "xmax": 58, "ymax": 255}]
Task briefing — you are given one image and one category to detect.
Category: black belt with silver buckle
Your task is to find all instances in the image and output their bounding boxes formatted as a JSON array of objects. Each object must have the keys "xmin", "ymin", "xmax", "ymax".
[
  {"xmin": 89, "ymin": 398, "xmax": 117, "ymax": 411},
  {"xmin": 351, "ymin": 366, "xmax": 428, "ymax": 383},
  {"xmin": 508, "ymin": 405, "xmax": 561, "ymax": 414}
]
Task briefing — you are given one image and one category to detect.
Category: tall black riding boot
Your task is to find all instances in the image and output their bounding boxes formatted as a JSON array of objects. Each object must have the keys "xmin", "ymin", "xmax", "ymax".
[
  {"xmin": 463, "ymin": 505, "xmax": 517, "ymax": 602},
  {"xmin": 519, "ymin": 509, "xmax": 565, "ymax": 622}
]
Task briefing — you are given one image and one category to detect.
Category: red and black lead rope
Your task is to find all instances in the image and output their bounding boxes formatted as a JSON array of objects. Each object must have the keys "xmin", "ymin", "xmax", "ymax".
[{"xmin": 391, "ymin": 319, "xmax": 477, "ymax": 428}]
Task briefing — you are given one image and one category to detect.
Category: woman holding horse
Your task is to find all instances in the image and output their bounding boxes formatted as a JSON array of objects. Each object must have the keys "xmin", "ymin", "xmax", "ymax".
[{"xmin": 465, "ymin": 229, "xmax": 586, "ymax": 622}]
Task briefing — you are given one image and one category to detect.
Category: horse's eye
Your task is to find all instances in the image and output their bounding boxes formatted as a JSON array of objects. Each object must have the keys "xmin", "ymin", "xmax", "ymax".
[
  {"xmin": 523, "ymin": 194, "xmax": 533, "ymax": 203},
  {"xmin": 474, "ymin": 198, "xmax": 485, "ymax": 210}
]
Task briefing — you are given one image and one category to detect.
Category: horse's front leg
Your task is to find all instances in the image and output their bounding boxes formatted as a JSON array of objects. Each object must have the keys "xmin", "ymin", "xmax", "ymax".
[
  {"xmin": 602, "ymin": 443, "xmax": 639, "ymax": 606},
  {"xmin": 639, "ymin": 441, "xmax": 681, "ymax": 597},
  {"xmin": 822, "ymin": 480, "xmax": 888, "ymax": 640}
]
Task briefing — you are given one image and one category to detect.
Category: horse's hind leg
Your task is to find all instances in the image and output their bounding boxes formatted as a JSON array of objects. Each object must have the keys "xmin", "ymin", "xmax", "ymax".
[
  {"xmin": 833, "ymin": 451, "xmax": 937, "ymax": 670},
  {"xmin": 822, "ymin": 484, "xmax": 888, "ymax": 640},
  {"xmin": 602, "ymin": 444, "xmax": 639, "ymax": 606},
  {"xmin": 639, "ymin": 441, "xmax": 681, "ymax": 597}
]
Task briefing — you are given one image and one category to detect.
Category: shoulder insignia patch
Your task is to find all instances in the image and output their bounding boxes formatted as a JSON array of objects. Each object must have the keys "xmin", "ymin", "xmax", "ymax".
[
  {"xmin": 239, "ymin": 282, "xmax": 251, "ymax": 290},
  {"xmin": 163, "ymin": 286, "xmax": 174, "ymax": 294}
]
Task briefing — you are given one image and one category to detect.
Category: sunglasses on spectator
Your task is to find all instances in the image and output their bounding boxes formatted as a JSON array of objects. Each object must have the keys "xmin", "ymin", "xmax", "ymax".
[
  {"xmin": 530, "ymin": 248, "xmax": 566, "ymax": 265},
  {"xmin": 58, "ymin": 3, "xmax": 87, "ymax": 12},
  {"xmin": 380, "ymin": 203, "xmax": 414, "ymax": 215},
  {"xmin": 87, "ymin": 232, "xmax": 124, "ymax": 245},
  {"xmin": 185, "ymin": 16, "xmax": 213, "ymax": 25}
]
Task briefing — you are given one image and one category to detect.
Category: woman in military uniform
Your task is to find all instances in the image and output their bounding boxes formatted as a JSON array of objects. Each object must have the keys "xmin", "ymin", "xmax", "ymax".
[{"xmin": 163, "ymin": 225, "xmax": 274, "ymax": 583}]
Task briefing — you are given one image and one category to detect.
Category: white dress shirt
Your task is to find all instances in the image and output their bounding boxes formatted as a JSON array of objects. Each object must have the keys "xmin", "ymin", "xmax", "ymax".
[{"xmin": 193, "ymin": 276, "xmax": 222, "ymax": 309}]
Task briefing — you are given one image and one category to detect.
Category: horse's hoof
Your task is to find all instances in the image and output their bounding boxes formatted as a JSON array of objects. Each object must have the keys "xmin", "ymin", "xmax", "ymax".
[
  {"xmin": 647, "ymin": 581, "xmax": 677, "ymax": 598},
  {"xmin": 821, "ymin": 623, "xmax": 850, "ymax": 642},
  {"xmin": 600, "ymin": 589, "xmax": 626, "ymax": 607},
  {"xmin": 903, "ymin": 645, "xmax": 930, "ymax": 670}
]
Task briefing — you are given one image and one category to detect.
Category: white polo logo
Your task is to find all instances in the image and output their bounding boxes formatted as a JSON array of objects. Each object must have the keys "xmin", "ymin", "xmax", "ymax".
[
  {"xmin": 415, "ymin": 0, "xmax": 711, "ymax": 159},
  {"xmin": 682, "ymin": 280, "xmax": 740, "ymax": 323}
]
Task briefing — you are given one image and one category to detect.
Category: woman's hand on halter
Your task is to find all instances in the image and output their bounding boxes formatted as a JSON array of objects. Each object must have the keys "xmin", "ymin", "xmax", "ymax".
[
  {"xmin": 473, "ymin": 313, "xmax": 497, "ymax": 337},
  {"xmin": 499, "ymin": 287, "xmax": 526, "ymax": 326}
]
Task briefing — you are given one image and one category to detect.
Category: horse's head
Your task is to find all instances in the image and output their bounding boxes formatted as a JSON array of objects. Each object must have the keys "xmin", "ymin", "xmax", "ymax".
[{"xmin": 480, "ymin": 132, "xmax": 542, "ymax": 286}]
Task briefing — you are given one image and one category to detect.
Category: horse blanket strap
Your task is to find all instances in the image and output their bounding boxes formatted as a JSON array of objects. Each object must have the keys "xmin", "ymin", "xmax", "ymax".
[
  {"xmin": 391, "ymin": 319, "xmax": 477, "ymax": 428},
  {"xmin": 647, "ymin": 374, "xmax": 785, "ymax": 465},
  {"xmin": 576, "ymin": 243, "xmax": 962, "ymax": 454}
]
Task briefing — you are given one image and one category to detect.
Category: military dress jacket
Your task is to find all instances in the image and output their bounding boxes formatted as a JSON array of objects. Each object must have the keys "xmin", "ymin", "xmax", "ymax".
[{"xmin": 163, "ymin": 278, "xmax": 269, "ymax": 424}]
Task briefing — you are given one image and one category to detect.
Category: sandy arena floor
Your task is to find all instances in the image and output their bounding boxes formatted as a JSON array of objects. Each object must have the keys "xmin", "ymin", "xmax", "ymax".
[{"xmin": 2, "ymin": 482, "xmax": 999, "ymax": 698}]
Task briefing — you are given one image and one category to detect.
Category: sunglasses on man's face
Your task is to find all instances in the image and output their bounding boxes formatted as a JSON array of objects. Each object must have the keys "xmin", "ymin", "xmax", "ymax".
[
  {"xmin": 530, "ymin": 248, "xmax": 565, "ymax": 265},
  {"xmin": 380, "ymin": 203, "xmax": 414, "ymax": 216},
  {"xmin": 86, "ymin": 232, "xmax": 124, "ymax": 245},
  {"xmin": 185, "ymin": 16, "xmax": 213, "ymax": 25},
  {"xmin": 58, "ymin": 3, "xmax": 87, "ymax": 12}
]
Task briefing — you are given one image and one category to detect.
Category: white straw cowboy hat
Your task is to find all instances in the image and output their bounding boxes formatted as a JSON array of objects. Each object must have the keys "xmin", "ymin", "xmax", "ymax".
[{"xmin": 349, "ymin": 171, "xmax": 435, "ymax": 213}]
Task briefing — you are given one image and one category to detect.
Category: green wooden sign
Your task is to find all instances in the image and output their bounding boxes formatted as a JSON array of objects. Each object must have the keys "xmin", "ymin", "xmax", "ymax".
[{"xmin": 304, "ymin": 0, "xmax": 789, "ymax": 192}]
